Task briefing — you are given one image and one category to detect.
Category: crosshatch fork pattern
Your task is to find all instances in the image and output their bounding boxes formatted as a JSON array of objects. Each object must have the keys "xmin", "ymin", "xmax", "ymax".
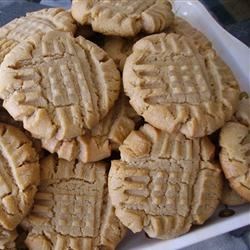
[
  {"xmin": 131, "ymin": 34, "xmax": 223, "ymax": 104},
  {"xmin": 109, "ymin": 124, "xmax": 223, "ymax": 239},
  {"xmin": 123, "ymin": 33, "xmax": 240, "ymax": 137},
  {"xmin": 0, "ymin": 8, "xmax": 76, "ymax": 42},
  {"xmin": 31, "ymin": 162, "xmax": 106, "ymax": 238},
  {"xmin": 72, "ymin": 0, "xmax": 174, "ymax": 36},
  {"xmin": 24, "ymin": 156, "xmax": 126, "ymax": 249},
  {"xmin": 0, "ymin": 31, "xmax": 120, "ymax": 141}
]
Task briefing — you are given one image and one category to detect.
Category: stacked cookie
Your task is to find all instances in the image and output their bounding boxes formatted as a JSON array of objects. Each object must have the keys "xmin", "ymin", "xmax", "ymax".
[{"xmin": 0, "ymin": 1, "xmax": 248, "ymax": 249}]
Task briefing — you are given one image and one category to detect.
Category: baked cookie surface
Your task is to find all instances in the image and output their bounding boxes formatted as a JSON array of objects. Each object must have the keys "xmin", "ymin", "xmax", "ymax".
[
  {"xmin": 72, "ymin": 0, "xmax": 174, "ymax": 36},
  {"xmin": 0, "ymin": 105, "xmax": 44, "ymax": 158},
  {"xmin": 109, "ymin": 124, "xmax": 222, "ymax": 239},
  {"xmin": 0, "ymin": 8, "xmax": 76, "ymax": 42},
  {"xmin": 220, "ymin": 97, "xmax": 250, "ymax": 201},
  {"xmin": 0, "ymin": 31, "xmax": 120, "ymax": 143},
  {"xmin": 0, "ymin": 123, "xmax": 40, "ymax": 230},
  {"xmin": 169, "ymin": 16, "xmax": 212, "ymax": 53},
  {"xmin": 123, "ymin": 33, "xmax": 240, "ymax": 137},
  {"xmin": 24, "ymin": 155, "xmax": 126, "ymax": 250},
  {"xmin": 41, "ymin": 93, "xmax": 139, "ymax": 162},
  {"xmin": 0, "ymin": 8, "xmax": 76, "ymax": 64}
]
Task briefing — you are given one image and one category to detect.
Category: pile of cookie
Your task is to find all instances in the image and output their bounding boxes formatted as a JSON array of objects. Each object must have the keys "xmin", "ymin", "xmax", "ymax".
[{"xmin": 0, "ymin": 1, "xmax": 249, "ymax": 249}]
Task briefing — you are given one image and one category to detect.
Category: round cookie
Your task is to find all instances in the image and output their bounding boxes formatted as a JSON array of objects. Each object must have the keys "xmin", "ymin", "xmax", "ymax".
[
  {"xmin": 0, "ymin": 123, "xmax": 40, "ymax": 230},
  {"xmin": 221, "ymin": 180, "xmax": 247, "ymax": 206},
  {"xmin": 71, "ymin": 0, "xmax": 174, "ymax": 37},
  {"xmin": 169, "ymin": 16, "xmax": 212, "ymax": 53},
  {"xmin": 0, "ymin": 30, "xmax": 120, "ymax": 143},
  {"xmin": 24, "ymin": 155, "xmax": 126, "ymax": 250},
  {"xmin": 41, "ymin": 93, "xmax": 140, "ymax": 162},
  {"xmin": 109, "ymin": 124, "xmax": 222, "ymax": 239},
  {"xmin": 123, "ymin": 33, "xmax": 240, "ymax": 138},
  {"xmin": 0, "ymin": 227, "xmax": 17, "ymax": 250},
  {"xmin": 220, "ymin": 97, "xmax": 250, "ymax": 201},
  {"xmin": 0, "ymin": 8, "xmax": 76, "ymax": 64}
]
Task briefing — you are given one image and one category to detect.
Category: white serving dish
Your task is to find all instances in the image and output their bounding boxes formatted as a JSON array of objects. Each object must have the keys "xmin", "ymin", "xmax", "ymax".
[{"xmin": 118, "ymin": 1, "xmax": 250, "ymax": 249}]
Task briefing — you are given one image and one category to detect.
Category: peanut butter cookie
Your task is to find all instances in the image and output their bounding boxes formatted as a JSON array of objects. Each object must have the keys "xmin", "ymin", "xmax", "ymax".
[
  {"xmin": 220, "ymin": 97, "xmax": 250, "ymax": 201},
  {"xmin": 123, "ymin": 33, "xmax": 240, "ymax": 138},
  {"xmin": 0, "ymin": 8, "xmax": 76, "ymax": 64},
  {"xmin": 24, "ymin": 155, "xmax": 126, "ymax": 250},
  {"xmin": 0, "ymin": 31, "xmax": 120, "ymax": 145},
  {"xmin": 42, "ymin": 93, "xmax": 139, "ymax": 162},
  {"xmin": 0, "ymin": 123, "xmax": 39, "ymax": 230},
  {"xmin": 109, "ymin": 124, "xmax": 222, "ymax": 239},
  {"xmin": 72, "ymin": 0, "xmax": 174, "ymax": 36}
]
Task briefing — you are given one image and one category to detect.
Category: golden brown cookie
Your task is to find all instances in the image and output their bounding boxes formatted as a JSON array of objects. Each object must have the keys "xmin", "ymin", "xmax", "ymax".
[
  {"xmin": 169, "ymin": 16, "xmax": 212, "ymax": 53},
  {"xmin": 123, "ymin": 33, "xmax": 240, "ymax": 138},
  {"xmin": 24, "ymin": 155, "xmax": 126, "ymax": 250},
  {"xmin": 0, "ymin": 8, "xmax": 76, "ymax": 42},
  {"xmin": 71, "ymin": 0, "xmax": 174, "ymax": 37},
  {"xmin": 0, "ymin": 227, "xmax": 17, "ymax": 250},
  {"xmin": 87, "ymin": 93, "xmax": 140, "ymax": 151},
  {"xmin": 221, "ymin": 180, "xmax": 247, "ymax": 206},
  {"xmin": 0, "ymin": 31, "xmax": 120, "ymax": 145},
  {"xmin": 0, "ymin": 8, "xmax": 76, "ymax": 64},
  {"xmin": 42, "ymin": 93, "xmax": 139, "ymax": 162},
  {"xmin": 109, "ymin": 124, "xmax": 222, "ymax": 239},
  {"xmin": 0, "ymin": 123, "xmax": 40, "ymax": 230},
  {"xmin": 0, "ymin": 105, "xmax": 44, "ymax": 158},
  {"xmin": 220, "ymin": 97, "xmax": 250, "ymax": 202}
]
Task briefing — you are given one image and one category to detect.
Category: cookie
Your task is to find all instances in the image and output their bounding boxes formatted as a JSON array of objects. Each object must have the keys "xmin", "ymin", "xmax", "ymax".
[
  {"xmin": 0, "ymin": 227, "xmax": 17, "ymax": 250},
  {"xmin": 169, "ymin": 17, "xmax": 212, "ymax": 53},
  {"xmin": 0, "ymin": 30, "xmax": 120, "ymax": 143},
  {"xmin": 168, "ymin": 16, "xmax": 212, "ymax": 53},
  {"xmin": 88, "ymin": 93, "xmax": 140, "ymax": 151},
  {"xmin": 103, "ymin": 36, "xmax": 141, "ymax": 71},
  {"xmin": 0, "ymin": 123, "xmax": 40, "ymax": 230},
  {"xmin": 123, "ymin": 33, "xmax": 240, "ymax": 138},
  {"xmin": 235, "ymin": 96, "xmax": 250, "ymax": 126},
  {"xmin": 0, "ymin": 8, "xmax": 76, "ymax": 42},
  {"xmin": 24, "ymin": 155, "xmax": 126, "ymax": 250},
  {"xmin": 0, "ymin": 8, "xmax": 76, "ymax": 64},
  {"xmin": 0, "ymin": 38, "xmax": 17, "ymax": 65},
  {"xmin": 220, "ymin": 97, "xmax": 250, "ymax": 201},
  {"xmin": 71, "ymin": 0, "xmax": 174, "ymax": 37},
  {"xmin": 41, "ymin": 93, "xmax": 139, "ymax": 162},
  {"xmin": 0, "ymin": 105, "xmax": 44, "ymax": 158},
  {"xmin": 221, "ymin": 180, "xmax": 247, "ymax": 206},
  {"xmin": 109, "ymin": 124, "xmax": 222, "ymax": 239}
]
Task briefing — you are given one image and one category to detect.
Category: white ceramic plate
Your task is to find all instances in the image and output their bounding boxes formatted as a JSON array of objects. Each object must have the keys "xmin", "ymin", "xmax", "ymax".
[{"xmin": 118, "ymin": 1, "xmax": 250, "ymax": 249}]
